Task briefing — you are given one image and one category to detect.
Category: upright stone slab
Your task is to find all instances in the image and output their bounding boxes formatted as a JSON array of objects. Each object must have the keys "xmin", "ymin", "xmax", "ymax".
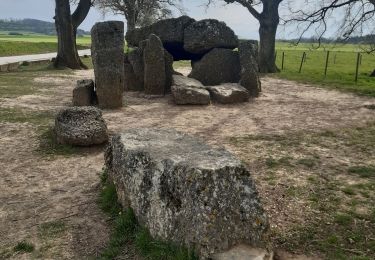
[
  {"xmin": 238, "ymin": 41, "xmax": 261, "ymax": 97},
  {"xmin": 189, "ymin": 48, "xmax": 241, "ymax": 86},
  {"xmin": 143, "ymin": 34, "xmax": 166, "ymax": 95},
  {"xmin": 73, "ymin": 79, "xmax": 96, "ymax": 106},
  {"xmin": 105, "ymin": 128, "xmax": 268, "ymax": 258},
  {"xmin": 91, "ymin": 21, "xmax": 124, "ymax": 109}
]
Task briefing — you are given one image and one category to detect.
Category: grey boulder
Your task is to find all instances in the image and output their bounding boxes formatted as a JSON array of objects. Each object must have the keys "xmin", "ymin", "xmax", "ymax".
[
  {"xmin": 184, "ymin": 19, "xmax": 238, "ymax": 54},
  {"xmin": 189, "ymin": 48, "xmax": 241, "ymax": 86},
  {"xmin": 207, "ymin": 83, "xmax": 250, "ymax": 104},
  {"xmin": 72, "ymin": 79, "xmax": 96, "ymax": 106},
  {"xmin": 171, "ymin": 75, "xmax": 210, "ymax": 105},
  {"xmin": 105, "ymin": 128, "xmax": 268, "ymax": 258},
  {"xmin": 55, "ymin": 107, "xmax": 108, "ymax": 146}
]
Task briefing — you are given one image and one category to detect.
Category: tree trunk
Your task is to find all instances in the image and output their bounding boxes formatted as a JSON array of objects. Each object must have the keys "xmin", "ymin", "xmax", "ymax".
[
  {"xmin": 258, "ymin": 0, "xmax": 280, "ymax": 73},
  {"xmin": 54, "ymin": 0, "xmax": 82, "ymax": 69},
  {"xmin": 54, "ymin": 0, "xmax": 91, "ymax": 69},
  {"xmin": 370, "ymin": 69, "xmax": 375, "ymax": 77}
]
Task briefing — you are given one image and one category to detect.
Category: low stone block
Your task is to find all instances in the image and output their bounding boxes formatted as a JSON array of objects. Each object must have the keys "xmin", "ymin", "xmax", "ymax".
[
  {"xmin": 105, "ymin": 128, "xmax": 268, "ymax": 258},
  {"xmin": 55, "ymin": 107, "xmax": 108, "ymax": 146},
  {"xmin": 73, "ymin": 79, "xmax": 96, "ymax": 106},
  {"xmin": 171, "ymin": 75, "xmax": 210, "ymax": 105},
  {"xmin": 207, "ymin": 83, "xmax": 250, "ymax": 104}
]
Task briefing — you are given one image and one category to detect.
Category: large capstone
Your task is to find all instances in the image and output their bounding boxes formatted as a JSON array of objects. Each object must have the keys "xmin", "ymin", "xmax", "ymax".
[
  {"xmin": 238, "ymin": 41, "xmax": 261, "ymax": 97},
  {"xmin": 72, "ymin": 79, "xmax": 96, "ymax": 106},
  {"xmin": 91, "ymin": 21, "xmax": 124, "ymax": 109},
  {"xmin": 105, "ymin": 128, "xmax": 268, "ymax": 258},
  {"xmin": 171, "ymin": 75, "xmax": 210, "ymax": 105},
  {"xmin": 126, "ymin": 16, "xmax": 197, "ymax": 60},
  {"xmin": 184, "ymin": 19, "xmax": 238, "ymax": 54},
  {"xmin": 143, "ymin": 34, "xmax": 166, "ymax": 95},
  {"xmin": 189, "ymin": 48, "xmax": 241, "ymax": 86},
  {"xmin": 55, "ymin": 107, "xmax": 108, "ymax": 146}
]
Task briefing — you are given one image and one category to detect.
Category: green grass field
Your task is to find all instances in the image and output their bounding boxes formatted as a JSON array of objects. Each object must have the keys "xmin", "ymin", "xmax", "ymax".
[
  {"xmin": 0, "ymin": 33, "xmax": 91, "ymax": 57},
  {"xmin": 275, "ymin": 44, "xmax": 375, "ymax": 97}
]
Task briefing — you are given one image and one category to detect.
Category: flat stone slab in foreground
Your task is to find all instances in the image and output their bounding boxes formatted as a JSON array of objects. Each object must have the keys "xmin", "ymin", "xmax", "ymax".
[{"xmin": 105, "ymin": 128, "xmax": 268, "ymax": 258}]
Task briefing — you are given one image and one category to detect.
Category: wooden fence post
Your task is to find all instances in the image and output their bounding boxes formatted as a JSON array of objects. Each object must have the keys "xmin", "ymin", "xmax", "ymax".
[
  {"xmin": 281, "ymin": 52, "xmax": 285, "ymax": 70},
  {"xmin": 355, "ymin": 52, "xmax": 361, "ymax": 83},
  {"xmin": 299, "ymin": 52, "xmax": 306, "ymax": 73},
  {"xmin": 324, "ymin": 51, "xmax": 330, "ymax": 77}
]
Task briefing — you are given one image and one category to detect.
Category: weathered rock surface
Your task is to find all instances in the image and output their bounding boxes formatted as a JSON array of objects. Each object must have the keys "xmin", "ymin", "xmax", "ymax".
[
  {"xmin": 127, "ymin": 48, "xmax": 145, "ymax": 89},
  {"xmin": 55, "ymin": 107, "xmax": 108, "ymax": 146},
  {"xmin": 91, "ymin": 21, "xmax": 124, "ymax": 109},
  {"xmin": 184, "ymin": 19, "xmax": 238, "ymax": 54},
  {"xmin": 126, "ymin": 16, "xmax": 197, "ymax": 60},
  {"xmin": 105, "ymin": 128, "xmax": 268, "ymax": 258},
  {"xmin": 238, "ymin": 41, "xmax": 261, "ymax": 97},
  {"xmin": 143, "ymin": 34, "xmax": 166, "ymax": 95},
  {"xmin": 189, "ymin": 48, "xmax": 241, "ymax": 86},
  {"xmin": 72, "ymin": 79, "xmax": 96, "ymax": 106},
  {"xmin": 164, "ymin": 50, "xmax": 174, "ymax": 93},
  {"xmin": 212, "ymin": 245, "xmax": 272, "ymax": 260},
  {"xmin": 124, "ymin": 63, "xmax": 142, "ymax": 91},
  {"xmin": 171, "ymin": 75, "xmax": 210, "ymax": 105},
  {"xmin": 207, "ymin": 83, "xmax": 250, "ymax": 104}
]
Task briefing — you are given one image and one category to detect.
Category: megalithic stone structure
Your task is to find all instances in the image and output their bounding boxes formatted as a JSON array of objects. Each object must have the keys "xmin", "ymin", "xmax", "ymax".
[{"xmin": 91, "ymin": 21, "xmax": 124, "ymax": 109}]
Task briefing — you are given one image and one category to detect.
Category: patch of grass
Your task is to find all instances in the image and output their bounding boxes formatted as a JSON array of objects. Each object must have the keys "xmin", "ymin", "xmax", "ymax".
[
  {"xmin": 297, "ymin": 158, "xmax": 316, "ymax": 169},
  {"xmin": 265, "ymin": 156, "xmax": 294, "ymax": 168},
  {"xmin": 342, "ymin": 187, "xmax": 356, "ymax": 196},
  {"xmin": 99, "ymin": 170, "xmax": 198, "ymax": 260},
  {"xmin": 173, "ymin": 60, "xmax": 191, "ymax": 69},
  {"xmin": 0, "ymin": 107, "xmax": 52, "ymax": 125},
  {"xmin": 38, "ymin": 220, "xmax": 66, "ymax": 239},
  {"xmin": 37, "ymin": 127, "xmax": 78, "ymax": 157},
  {"xmin": 334, "ymin": 213, "xmax": 353, "ymax": 226},
  {"xmin": 348, "ymin": 165, "xmax": 375, "ymax": 178},
  {"xmin": 274, "ymin": 46, "xmax": 375, "ymax": 97},
  {"xmin": 13, "ymin": 241, "xmax": 34, "ymax": 253}
]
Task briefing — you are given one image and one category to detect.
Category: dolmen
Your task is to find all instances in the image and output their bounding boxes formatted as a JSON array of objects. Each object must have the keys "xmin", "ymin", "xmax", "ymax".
[
  {"xmin": 105, "ymin": 128, "xmax": 269, "ymax": 258},
  {"xmin": 124, "ymin": 16, "xmax": 262, "ymax": 104}
]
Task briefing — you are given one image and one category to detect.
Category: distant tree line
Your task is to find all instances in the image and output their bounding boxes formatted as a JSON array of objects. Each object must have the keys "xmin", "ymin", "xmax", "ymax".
[
  {"xmin": 278, "ymin": 34, "xmax": 375, "ymax": 45},
  {"xmin": 0, "ymin": 18, "xmax": 89, "ymax": 36}
]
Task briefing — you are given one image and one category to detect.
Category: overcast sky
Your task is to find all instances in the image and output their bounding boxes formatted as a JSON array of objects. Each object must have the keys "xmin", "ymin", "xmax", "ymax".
[{"xmin": 0, "ymin": 0, "xmax": 314, "ymax": 40}]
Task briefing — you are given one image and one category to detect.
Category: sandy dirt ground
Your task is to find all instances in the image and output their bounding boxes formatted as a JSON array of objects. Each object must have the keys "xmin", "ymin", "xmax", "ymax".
[{"xmin": 0, "ymin": 68, "xmax": 374, "ymax": 259}]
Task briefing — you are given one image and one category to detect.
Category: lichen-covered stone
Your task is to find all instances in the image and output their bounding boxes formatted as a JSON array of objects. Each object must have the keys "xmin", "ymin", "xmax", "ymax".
[
  {"xmin": 143, "ymin": 34, "xmax": 166, "ymax": 95},
  {"xmin": 105, "ymin": 128, "xmax": 268, "ymax": 258},
  {"xmin": 91, "ymin": 21, "xmax": 124, "ymax": 109},
  {"xmin": 55, "ymin": 107, "xmax": 108, "ymax": 146},
  {"xmin": 164, "ymin": 50, "xmax": 174, "ymax": 93},
  {"xmin": 171, "ymin": 75, "xmax": 210, "ymax": 105},
  {"xmin": 207, "ymin": 83, "xmax": 250, "ymax": 104},
  {"xmin": 127, "ymin": 48, "xmax": 145, "ymax": 89},
  {"xmin": 184, "ymin": 19, "xmax": 238, "ymax": 54},
  {"xmin": 238, "ymin": 41, "xmax": 261, "ymax": 97},
  {"xmin": 72, "ymin": 79, "xmax": 96, "ymax": 106},
  {"xmin": 189, "ymin": 48, "xmax": 241, "ymax": 86}
]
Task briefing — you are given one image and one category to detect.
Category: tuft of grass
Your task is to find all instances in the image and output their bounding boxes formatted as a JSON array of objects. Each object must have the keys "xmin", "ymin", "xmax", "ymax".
[
  {"xmin": 297, "ymin": 158, "xmax": 316, "ymax": 169},
  {"xmin": 13, "ymin": 241, "xmax": 34, "ymax": 253},
  {"xmin": 334, "ymin": 213, "xmax": 353, "ymax": 226},
  {"xmin": 38, "ymin": 220, "xmax": 66, "ymax": 239},
  {"xmin": 348, "ymin": 165, "xmax": 375, "ymax": 178},
  {"xmin": 98, "ymin": 170, "xmax": 198, "ymax": 260}
]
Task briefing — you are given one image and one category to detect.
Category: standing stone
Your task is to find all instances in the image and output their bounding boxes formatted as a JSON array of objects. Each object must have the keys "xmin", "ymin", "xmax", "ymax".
[
  {"xmin": 143, "ymin": 34, "xmax": 166, "ymax": 95},
  {"xmin": 105, "ymin": 128, "xmax": 268, "ymax": 258},
  {"xmin": 189, "ymin": 48, "xmax": 241, "ymax": 86},
  {"xmin": 91, "ymin": 21, "xmax": 124, "ymax": 109},
  {"xmin": 184, "ymin": 19, "xmax": 239, "ymax": 54},
  {"xmin": 73, "ymin": 79, "xmax": 96, "ymax": 106},
  {"xmin": 238, "ymin": 41, "xmax": 261, "ymax": 97},
  {"xmin": 164, "ymin": 50, "xmax": 174, "ymax": 93},
  {"xmin": 127, "ymin": 47, "xmax": 145, "ymax": 90}
]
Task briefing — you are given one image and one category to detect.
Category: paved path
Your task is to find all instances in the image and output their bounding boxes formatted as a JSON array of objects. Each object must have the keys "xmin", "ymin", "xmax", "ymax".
[{"xmin": 0, "ymin": 49, "xmax": 91, "ymax": 66}]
